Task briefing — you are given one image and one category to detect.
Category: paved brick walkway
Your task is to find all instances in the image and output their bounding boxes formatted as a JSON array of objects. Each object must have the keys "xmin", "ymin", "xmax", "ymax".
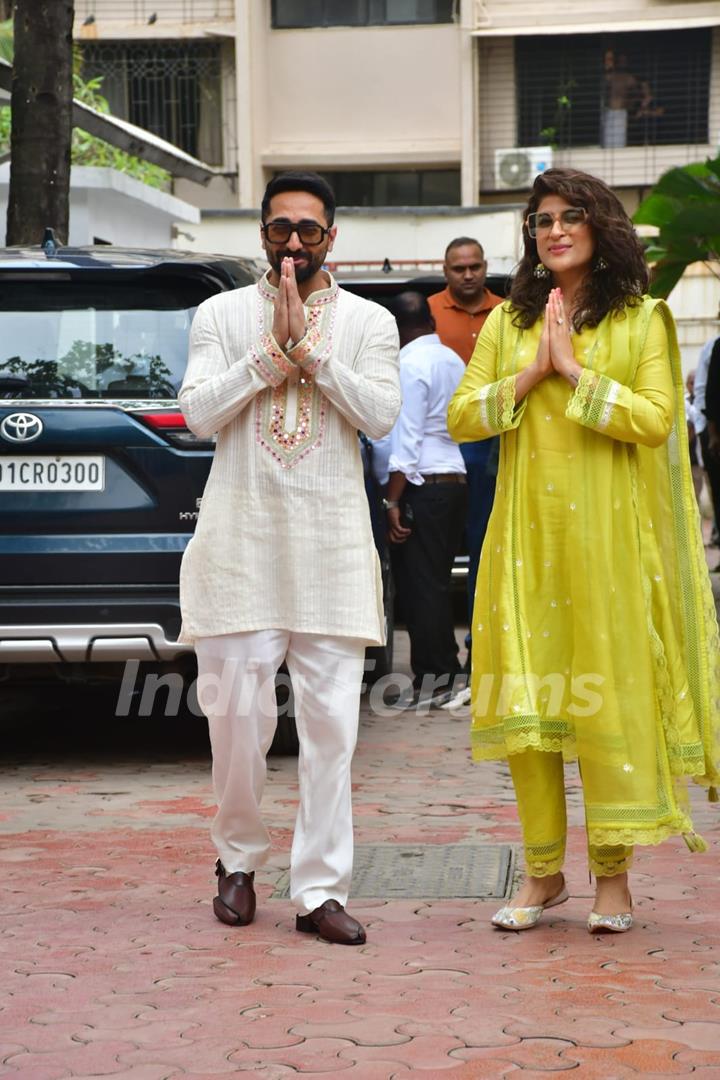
[{"xmin": 1, "ymin": 622, "xmax": 719, "ymax": 1078}]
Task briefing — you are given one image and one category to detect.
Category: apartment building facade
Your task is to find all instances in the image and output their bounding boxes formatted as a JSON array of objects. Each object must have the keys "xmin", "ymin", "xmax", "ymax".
[
  {"xmin": 73, "ymin": 1, "xmax": 720, "ymax": 201},
  {"xmin": 73, "ymin": 0, "xmax": 720, "ymax": 351}
]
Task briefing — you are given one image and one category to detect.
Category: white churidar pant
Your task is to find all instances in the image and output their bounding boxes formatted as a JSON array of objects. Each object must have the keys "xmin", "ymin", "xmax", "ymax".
[{"xmin": 195, "ymin": 629, "xmax": 366, "ymax": 914}]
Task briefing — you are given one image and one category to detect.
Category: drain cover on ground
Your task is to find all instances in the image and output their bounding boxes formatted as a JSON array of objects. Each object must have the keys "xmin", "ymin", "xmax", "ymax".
[{"xmin": 272, "ymin": 844, "xmax": 514, "ymax": 900}]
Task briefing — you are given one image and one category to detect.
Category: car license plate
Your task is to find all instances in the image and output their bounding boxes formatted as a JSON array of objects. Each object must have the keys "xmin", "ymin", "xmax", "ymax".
[{"xmin": 0, "ymin": 455, "xmax": 105, "ymax": 491}]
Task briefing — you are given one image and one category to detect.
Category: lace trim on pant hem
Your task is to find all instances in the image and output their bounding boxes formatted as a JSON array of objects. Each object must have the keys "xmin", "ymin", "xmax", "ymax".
[
  {"xmin": 588, "ymin": 854, "xmax": 634, "ymax": 877},
  {"xmin": 524, "ymin": 860, "xmax": 565, "ymax": 877}
]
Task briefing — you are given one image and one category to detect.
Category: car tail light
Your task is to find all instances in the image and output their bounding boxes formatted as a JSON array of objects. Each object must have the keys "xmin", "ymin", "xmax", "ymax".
[{"xmin": 132, "ymin": 410, "xmax": 216, "ymax": 450}]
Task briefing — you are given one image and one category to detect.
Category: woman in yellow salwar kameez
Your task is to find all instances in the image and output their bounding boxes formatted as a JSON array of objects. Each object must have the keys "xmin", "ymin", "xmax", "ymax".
[{"xmin": 448, "ymin": 168, "xmax": 720, "ymax": 933}]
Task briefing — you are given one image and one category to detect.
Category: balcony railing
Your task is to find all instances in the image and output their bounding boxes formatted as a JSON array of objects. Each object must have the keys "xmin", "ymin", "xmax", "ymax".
[{"xmin": 74, "ymin": 0, "xmax": 234, "ymax": 25}]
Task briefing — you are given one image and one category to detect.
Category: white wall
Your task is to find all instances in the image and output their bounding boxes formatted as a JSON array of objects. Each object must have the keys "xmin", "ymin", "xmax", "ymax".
[
  {"xmin": 180, "ymin": 207, "xmax": 523, "ymax": 275},
  {"xmin": 261, "ymin": 25, "xmax": 462, "ymax": 167},
  {"xmin": 233, "ymin": 13, "xmax": 465, "ymax": 205},
  {"xmin": 671, "ymin": 266, "xmax": 720, "ymax": 373},
  {"xmin": 0, "ymin": 166, "xmax": 199, "ymax": 248}
]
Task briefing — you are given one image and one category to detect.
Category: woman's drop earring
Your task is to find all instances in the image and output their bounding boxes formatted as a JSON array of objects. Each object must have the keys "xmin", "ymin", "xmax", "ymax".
[
  {"xmin": 534, "ymin": 262, "xmax": 550, "ymax": 279},
  {"xmin": 594, "ymin": 256, "xmax": 609, "ymax": 272}
]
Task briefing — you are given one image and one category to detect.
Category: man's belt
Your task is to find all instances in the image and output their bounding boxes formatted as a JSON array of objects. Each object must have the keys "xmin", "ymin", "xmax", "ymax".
[{"xmin": 420, "ymin": 473, "xmax": 467, "ymax": 485}]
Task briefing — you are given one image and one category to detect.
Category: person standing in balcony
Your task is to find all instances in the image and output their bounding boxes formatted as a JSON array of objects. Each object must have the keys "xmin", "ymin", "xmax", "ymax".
[
  {"xmin": 178, "ymin": 171, "xmax": 400, "ymax": 945},
  {"xmin": 448, "ymin": 167, "xmax": 719, "ymax": 934},
  {"xmin": 601, "ymin": 49, "xmax": 639, "ymax": 148},
  {"xmin": 428, "ymin": 239, "xmax": 503, "ymax": 674}
]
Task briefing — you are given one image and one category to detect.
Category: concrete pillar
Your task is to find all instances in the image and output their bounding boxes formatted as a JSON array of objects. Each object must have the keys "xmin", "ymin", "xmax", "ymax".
[
  {"xmin": 234, "ymin": 0, "xmax": 265, "ymax": 208},
  {"xmin": 459, "ymin": 0, "xmax": 479, "ymax": 206}
]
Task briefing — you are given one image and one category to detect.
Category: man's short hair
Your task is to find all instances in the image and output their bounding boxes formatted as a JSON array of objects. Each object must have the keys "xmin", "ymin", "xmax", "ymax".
[
  {"xmin": 444, "ymin": 236, "xmax": 484, "ymax": 260},
  {"xmin": 390, "ymin": 291, "xmax": 435, "ymax": 333},
  {"xmin": 261, "ymin": 171, "xmax": 336, "ymax": 225}
]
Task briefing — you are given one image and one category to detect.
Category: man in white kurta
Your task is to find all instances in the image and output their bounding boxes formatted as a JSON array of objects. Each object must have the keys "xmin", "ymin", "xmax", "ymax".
[{"xmin": 178, "ymin": 173, "xmax": 400, "ymax": 944}]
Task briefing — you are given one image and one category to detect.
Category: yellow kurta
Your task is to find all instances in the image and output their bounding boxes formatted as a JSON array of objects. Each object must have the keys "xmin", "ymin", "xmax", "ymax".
[{"xmin": 448, "ymin": 298, "xmax": 720, "ymax": 850}]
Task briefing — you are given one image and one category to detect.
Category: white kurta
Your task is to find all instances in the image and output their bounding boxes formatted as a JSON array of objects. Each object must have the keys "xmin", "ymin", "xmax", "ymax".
[{"xmin": 178, "ymin": 272, "xmax": 401, "ymax": 646}]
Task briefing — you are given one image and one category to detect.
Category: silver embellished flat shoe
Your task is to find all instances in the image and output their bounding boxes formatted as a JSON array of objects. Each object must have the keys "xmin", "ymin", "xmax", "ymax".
[
  {"xmin": 587, "ymin": 910, "xmax": 633, "ymax": 933},
  {"xmin": 491, "ymin": 876, "xmax": 569, "ymax": 931}
]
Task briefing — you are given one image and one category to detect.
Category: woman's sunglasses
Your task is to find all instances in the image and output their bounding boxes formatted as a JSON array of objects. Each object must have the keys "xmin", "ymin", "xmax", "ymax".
[{"xmin": 526, "ymin": 208, "xmax": 588, "ymax": 238}]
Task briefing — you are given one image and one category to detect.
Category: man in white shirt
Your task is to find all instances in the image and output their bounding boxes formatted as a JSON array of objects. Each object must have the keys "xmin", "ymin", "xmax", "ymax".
[
  {"xmin": 178, "ymin": 172, "xmax": 400, "ymax": 944},
  {"xmin": 384, "ymin": 292, "xmax": 467, "ymax": 706},
  {"xmin": 693, "ymin": 335, "xmax": 713, "ymax": 442},
  {"xmin": 695, "ymin": 334, "xmax": 720, "ymax": 544}
]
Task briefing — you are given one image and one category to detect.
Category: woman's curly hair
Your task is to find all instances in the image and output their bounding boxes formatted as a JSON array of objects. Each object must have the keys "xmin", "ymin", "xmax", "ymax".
[{"xmin": 510, "ymin": 168, "xmax": 649, "ymax": 332}]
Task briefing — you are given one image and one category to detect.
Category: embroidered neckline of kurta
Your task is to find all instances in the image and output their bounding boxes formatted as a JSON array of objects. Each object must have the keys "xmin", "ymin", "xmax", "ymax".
[{"xmin": 254, "ymin": 275, "xmax": 337, "ymax": 469}]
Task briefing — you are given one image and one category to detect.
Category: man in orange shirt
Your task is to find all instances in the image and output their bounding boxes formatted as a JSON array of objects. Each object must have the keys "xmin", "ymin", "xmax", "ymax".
[
  {"xmin": 428, "ymin": 238, "xmax": 503, "ymax": 671},
  {"xmin": 428, "ymin": 237, "xmax": 503, "ymax": 365}
]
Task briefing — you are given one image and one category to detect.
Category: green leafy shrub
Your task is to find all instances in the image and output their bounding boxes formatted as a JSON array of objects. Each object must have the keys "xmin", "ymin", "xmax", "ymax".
[
  {"xmin": 633, "ymin": 155, "xmax": 720, "ymax": 298},
  {"xmin": 0, "ymin": 23, "xmax": 170, "ymax": 191}
]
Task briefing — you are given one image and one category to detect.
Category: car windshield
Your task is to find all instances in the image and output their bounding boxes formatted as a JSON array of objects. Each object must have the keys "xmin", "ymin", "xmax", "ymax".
[{"xmin": 0, "ymin": 278, "xmax": 211, "ymax": 401}]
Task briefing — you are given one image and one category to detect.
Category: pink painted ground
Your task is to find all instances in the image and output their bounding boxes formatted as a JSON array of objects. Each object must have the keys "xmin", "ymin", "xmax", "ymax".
[{"xmin": 1, "ymin": 615, "xmax": 719, "ymax": 1078}]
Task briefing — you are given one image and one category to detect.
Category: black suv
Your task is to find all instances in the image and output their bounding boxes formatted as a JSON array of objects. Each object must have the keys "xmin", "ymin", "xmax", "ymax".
[{"xmin": 0, "ymin": 245, "xmax": 392, "ymax": 751}]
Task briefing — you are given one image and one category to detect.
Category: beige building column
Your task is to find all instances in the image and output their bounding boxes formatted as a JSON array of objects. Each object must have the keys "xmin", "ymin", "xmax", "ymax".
[
  {"xmin": 459, "ymin": 0, "xmax": 479, "ymax": 206},
  {"xmin": 234, "ymin": 0, "xmax": 265, "ymax": 208}
]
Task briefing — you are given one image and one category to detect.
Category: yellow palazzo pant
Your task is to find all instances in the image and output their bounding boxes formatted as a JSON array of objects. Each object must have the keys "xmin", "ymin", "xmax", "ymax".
[{"xmin": 509, "ymin": 750, "xmax": 633, "ymax": 878}]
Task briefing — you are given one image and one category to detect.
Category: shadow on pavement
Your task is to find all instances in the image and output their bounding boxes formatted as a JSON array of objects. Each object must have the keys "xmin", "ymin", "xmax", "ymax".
[{"xmin": 0, "ymin": 683, "xmax": 210, "ymax": 763}]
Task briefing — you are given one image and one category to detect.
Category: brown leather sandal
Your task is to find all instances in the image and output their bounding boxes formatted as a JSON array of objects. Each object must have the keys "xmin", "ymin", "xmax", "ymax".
[
  {"xmin": 213, "ymin": 861, "xmax": 256, "ymax": 926},
  {"xmin": 296, "ymin": 899, "xmax": 366, "ymax": 945}
]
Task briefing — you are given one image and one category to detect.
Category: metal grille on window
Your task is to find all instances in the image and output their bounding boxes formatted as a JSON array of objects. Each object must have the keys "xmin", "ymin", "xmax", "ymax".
[
  {"xmin": 477, "ymin": 28, "xmax": 713, "ymax": 194},
  {"xmin": 517, "ymin": 30, "xmax": 710, "ymax": 151},
  {"xmin": 81, "ymin": 41, "xmax": 223, "ymax": 164}
]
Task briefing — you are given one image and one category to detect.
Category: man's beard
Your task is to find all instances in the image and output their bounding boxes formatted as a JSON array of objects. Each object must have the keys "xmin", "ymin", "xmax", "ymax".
[{"xmin": 267, "ymin": 245, "xmax": 328, "ymax": 283}]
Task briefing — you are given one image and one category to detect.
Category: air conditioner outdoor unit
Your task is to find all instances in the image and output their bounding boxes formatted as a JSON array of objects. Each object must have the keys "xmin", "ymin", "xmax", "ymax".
[{"xmin": 494, "ymin": 146, "xmax": 553, "ymax": 191}]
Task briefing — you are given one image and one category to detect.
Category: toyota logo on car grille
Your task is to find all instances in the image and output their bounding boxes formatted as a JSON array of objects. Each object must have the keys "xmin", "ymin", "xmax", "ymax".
[{"xmin": 0, "ymin": 412, "xmax": 44, "ymax": 443}]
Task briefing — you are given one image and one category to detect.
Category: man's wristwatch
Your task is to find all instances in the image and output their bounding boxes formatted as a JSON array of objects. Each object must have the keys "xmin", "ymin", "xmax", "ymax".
[{"xmin": 382, "ymin": 499, "xmax": 399, "ymax": 511}]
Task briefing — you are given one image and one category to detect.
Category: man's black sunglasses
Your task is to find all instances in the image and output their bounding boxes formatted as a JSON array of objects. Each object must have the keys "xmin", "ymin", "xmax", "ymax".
[{"xmin": 261, "ymin": 221, "xmax": 331, "ymax": 246}]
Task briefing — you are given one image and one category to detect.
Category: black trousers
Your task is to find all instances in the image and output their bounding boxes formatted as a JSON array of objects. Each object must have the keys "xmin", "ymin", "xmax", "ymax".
[
  {"xmin": 391, "ymin": 481, "xmax": 468, "ymax": 689},
  {"xmin": 700, "ymin": 428, "xmax": 720, "ymax": 531}
]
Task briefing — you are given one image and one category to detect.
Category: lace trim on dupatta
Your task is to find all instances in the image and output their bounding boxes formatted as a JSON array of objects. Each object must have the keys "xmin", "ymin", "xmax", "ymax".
[
  {"xmin": 587, "ymin": 817, "xmax": 699, "ymax": 851},
  {"xmin": 470, "ymin": 715, "xmax": 578, "ymax": 761},
  {"xmin": 649, "ymin": 301, "xmax": 720, "ymax": 791}
]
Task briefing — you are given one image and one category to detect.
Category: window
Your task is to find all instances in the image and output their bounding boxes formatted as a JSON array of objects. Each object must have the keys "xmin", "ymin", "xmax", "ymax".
[
  {"xmin": 315, "ymin": 170, "xmax": 461, "ymax": 206},
  {"xmin": 0, "ymin": 280, "xmax": 210, "ymax": 401},
  {"xmin": 516, "ymin": 29, "xmax": 711, "ymax": 150},
  {"xmin": 81, "ymin": 41, "xmax": 223, "ymax": 164},
  {"xmin": 272, "ymin": 0, "xmax": 454, "ymax": 28}
]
